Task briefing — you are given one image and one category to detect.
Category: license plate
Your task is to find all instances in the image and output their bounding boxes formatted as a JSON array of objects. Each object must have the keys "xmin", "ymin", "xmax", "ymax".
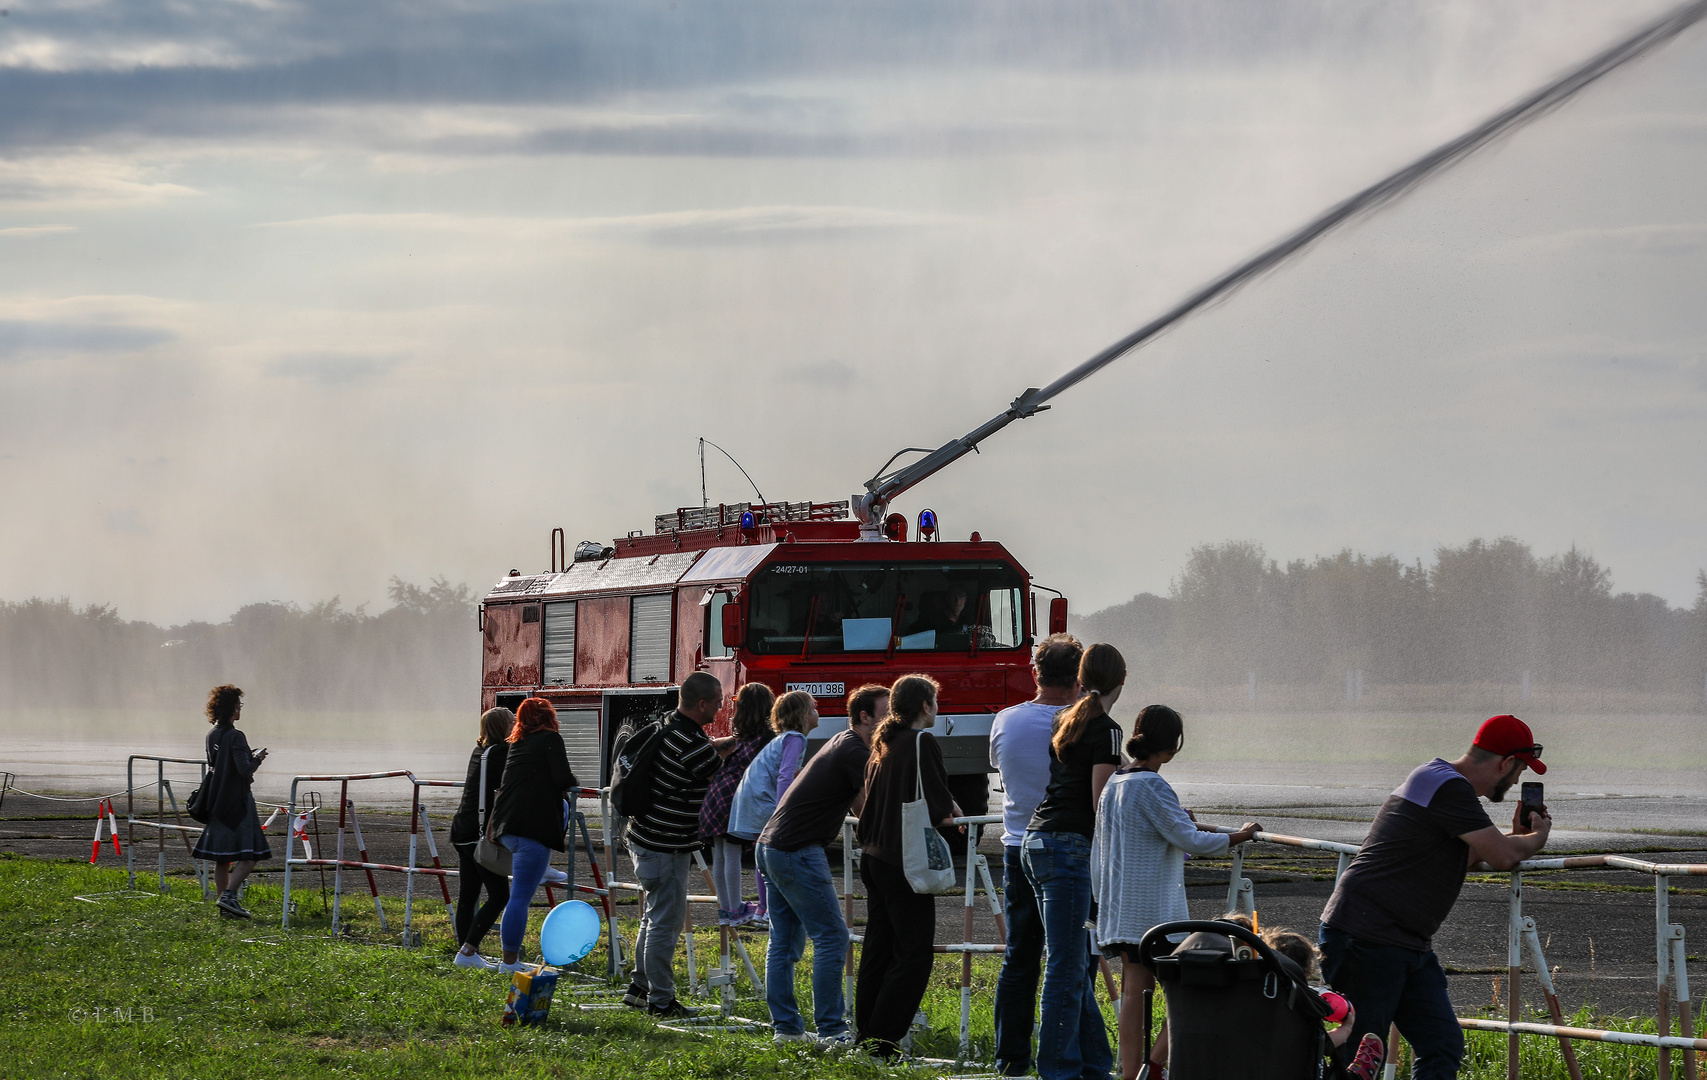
[{"xmin": 786, "ymin": 681, "xmax": 845, "ymax": 698}]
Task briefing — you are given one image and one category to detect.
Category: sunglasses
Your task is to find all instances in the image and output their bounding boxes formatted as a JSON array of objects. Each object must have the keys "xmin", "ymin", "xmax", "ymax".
[{"xmin": 1507, "ymin": 744, "xmax": 1542, "ymax": 758}]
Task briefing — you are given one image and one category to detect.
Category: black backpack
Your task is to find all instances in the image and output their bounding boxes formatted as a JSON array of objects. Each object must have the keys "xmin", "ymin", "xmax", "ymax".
[{"xmin": 610, "ymin": 721, "xmax": 665, "ymax": 819}]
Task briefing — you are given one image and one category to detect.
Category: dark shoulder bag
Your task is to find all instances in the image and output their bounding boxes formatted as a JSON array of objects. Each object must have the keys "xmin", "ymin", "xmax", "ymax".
[{"xmin": 185, "ymin": 729, "xmax": 227, "ymax": 825}]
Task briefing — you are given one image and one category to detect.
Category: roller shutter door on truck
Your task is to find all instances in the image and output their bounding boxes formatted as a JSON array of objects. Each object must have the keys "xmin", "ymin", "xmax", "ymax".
[
  {"xmin": 629, "ymin": 593, "xmax": 672, "ymax": 684},
  {"xmin": 543, "ymin": 601, "xmax": 575, "ymax": 685},
  {"xmin": 559, "ymin": 708, "xmax": 601, "ymax": 786}
]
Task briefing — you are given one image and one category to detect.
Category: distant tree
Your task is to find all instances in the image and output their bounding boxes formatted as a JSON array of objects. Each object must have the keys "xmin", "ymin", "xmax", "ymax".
[
  {"xmin": 1169, "ymin": 541, "xmax": 1279, "ymax": 687},
  {"xmin": 1533, "ymin": 546, "xmax": 1613, "ymax": 685},
  {"xmin": 386, "ymin": 576, "xmax": 473, "ymax": 616},
  {"xmin": 1072, "ymin": 592, "xmax": 1175, "ymax": 693},
  {"xmin": 0, "ymin": 578, "xmax": 479, "ymax": 712},
  {"xmin": 1427, "ymin": 537, "xmax": 1541, "ymax": 683}
]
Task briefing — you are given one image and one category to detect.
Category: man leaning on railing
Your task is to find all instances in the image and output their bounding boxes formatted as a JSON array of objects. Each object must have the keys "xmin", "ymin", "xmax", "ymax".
[{"xmin": 1317, "ymin": 714, "xmax": 1553, "ymax": 1080}]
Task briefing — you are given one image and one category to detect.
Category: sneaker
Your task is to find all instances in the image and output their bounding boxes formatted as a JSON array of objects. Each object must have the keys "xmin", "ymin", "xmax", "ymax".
[
  {"xmin": 773, "ymin": 1031, "xmax": 815, "ymax": 1045},
  {"xmin": 497, "ymin": 959, "xmax": 533, "ymax": 975},
  {"xmin": 1346, "ymin": 1032, "xmax": 1385, "ymax": 1080},
  {"xmin": 621, "ymin": 983, "xmax": 648, "ymax": 1008},
  {"xmin": 647, "ymin": 998, "xmax": 697, "ymax": 1020},
  {"xmin": 216, "ymin": 892, "xmax": 252, "ymax": 919},
  {"xmin": 717, "ymin": 908, "xmax": 735, "ymax": 926},
  {"xmin": 731, "ymin": 901, "xmax": 763, "ymax": 927},
  {"xmin": 815, "ymin": 1032, "xmax": 856, "ymax": 1051},
  {"xmin": 542, "ymin": 867, "xmax": 569, "ymax": 884},
  {"xmin": 453, "ymin": 950, "xmax": 495, "ymax": 970}
]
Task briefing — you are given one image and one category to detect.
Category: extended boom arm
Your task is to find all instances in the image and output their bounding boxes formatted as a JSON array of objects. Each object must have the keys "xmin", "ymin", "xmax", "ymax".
[{"xmin": 855, "ymin": 0, "xmax": 1707, "ymax": 530}]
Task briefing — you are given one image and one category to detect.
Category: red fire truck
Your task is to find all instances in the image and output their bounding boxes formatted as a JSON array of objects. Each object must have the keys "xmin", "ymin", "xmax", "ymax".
[{"xmin": 480, "ymin": 496, "xmax": 1071, "ymax": 817}]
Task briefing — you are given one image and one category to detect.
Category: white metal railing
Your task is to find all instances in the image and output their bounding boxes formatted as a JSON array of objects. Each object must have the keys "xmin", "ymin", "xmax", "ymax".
[{"xmin": 1208, "ymin": 825, "xmax": 1705, "ymax": 1080}]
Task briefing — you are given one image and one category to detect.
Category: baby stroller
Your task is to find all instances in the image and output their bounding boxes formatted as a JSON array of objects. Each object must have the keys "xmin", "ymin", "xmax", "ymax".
[{"xmin": 1133, "ymin": 919, "xmax": 1340, "ymax": 1080}]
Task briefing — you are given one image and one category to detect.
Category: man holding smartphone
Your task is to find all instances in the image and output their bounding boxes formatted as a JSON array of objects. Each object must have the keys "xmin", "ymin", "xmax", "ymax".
[{"xmin": 1318, "ymin": 714, "xmax": 1552, "ymax": 1080}]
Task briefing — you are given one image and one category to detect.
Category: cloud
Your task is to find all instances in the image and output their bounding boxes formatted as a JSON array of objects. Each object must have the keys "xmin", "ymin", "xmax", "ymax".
[
  {"xmin": 250, "ymin": 205, "xmax": 958, "ymax": 246},
  {"xmin": 0, "ymin": 224, "xmax": 77, "ymax": 236},
  {"xmin": 0, "ymin": 154, "xmax": 198, "ymax": 205},
  {"xmin": 614, "ymin": 206, "xmax": 957, "ymax": 245},
  {"xmin": 777, "ymin": 360, "xmax": 859, "ymax": 387},
  {"xmin": 0, "ymin": 0, "xmax": 1667, "ymax": 153},
  {"xmin": 0, "ymin": 318, "xmax": 173, "ymax": 359},
  {"xmin": 1485, "ymin": 224, "xmax": 1707, "ymax": 259},
  {"xmin": 264, "ymin": 352, "xmax": 401, "ymax": 384}
]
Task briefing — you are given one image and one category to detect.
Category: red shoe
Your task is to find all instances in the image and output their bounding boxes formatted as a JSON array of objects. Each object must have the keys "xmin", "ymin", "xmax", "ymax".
[{"xmin": 1346, "ymin": 1032, "xmax": 1385, "ymax": 1080}]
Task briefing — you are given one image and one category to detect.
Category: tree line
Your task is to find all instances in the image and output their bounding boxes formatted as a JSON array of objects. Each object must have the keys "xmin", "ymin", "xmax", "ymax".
[
  {"xmin": 0, "ymin": 578, "xmax": 478, "ymax": 712},
  {"xmin": 1073, "ymin": 538, "xmax": 1707, "ymax": 710},
  {"xmin": 4, "ymin": 541, "xmax": 1704, "ymax": 714}
]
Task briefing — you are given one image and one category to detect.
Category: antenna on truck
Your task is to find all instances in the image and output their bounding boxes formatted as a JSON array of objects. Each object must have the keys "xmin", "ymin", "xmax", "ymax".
[
  {"xmin": 696, "ymin": 436, "xmax": 771, "ymax": 508},
  {"xmin": 854, "ymin": 0, "xmax": 1707, "ymax": 535}
]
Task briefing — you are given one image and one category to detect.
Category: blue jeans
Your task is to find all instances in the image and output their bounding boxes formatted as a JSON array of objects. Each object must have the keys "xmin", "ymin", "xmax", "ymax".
[
  {"xmin": 498, "ymin": 834, "xmax": 552, "ymax": 954},
  {"xmin": 1319, "ymin": 924, "xmax": 1464, "ymax": 1080},
  {"xmin": 756, "ymin": 843, "xmax": 850, "ymax": 1037},
  {"xmin": 994, "ymin": 844, "xmax": 1045, "ymax": 1075},
  {"xmin": 1022, "ymin": 830, "xmax": 1112, "ymax": 1080}
]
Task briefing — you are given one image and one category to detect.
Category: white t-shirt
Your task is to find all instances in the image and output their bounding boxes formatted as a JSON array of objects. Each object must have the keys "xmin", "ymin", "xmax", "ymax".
[{"xmin": 988, "ymin": 699, "xmax": 1062, "ymax": 848}]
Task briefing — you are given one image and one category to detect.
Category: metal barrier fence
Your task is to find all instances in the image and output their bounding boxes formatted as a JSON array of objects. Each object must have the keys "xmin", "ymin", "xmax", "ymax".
[
  {"xmin": 17, "ymin": 757, "xmax": 1703, "ymax": 1073},
  {"xmin": 279, "ymin": 773, "xmax": 616, "ymax": 948},
  {"xmin": 125, "ymin": 754, "xmax": 211, "ymax": 897},
  {"xmin": 281, "ymin": 770, "xmax": 468, "ymax": 939},
  {"xmin": 1207, "ymin": 826, "xmax": 1706, "ymax": 1080}
]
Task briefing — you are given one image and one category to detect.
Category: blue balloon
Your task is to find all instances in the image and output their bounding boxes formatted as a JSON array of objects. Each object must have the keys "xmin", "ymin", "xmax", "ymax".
[{"xmin": 539, "ymin": 899, "xmax": 602, "ymax": 966}]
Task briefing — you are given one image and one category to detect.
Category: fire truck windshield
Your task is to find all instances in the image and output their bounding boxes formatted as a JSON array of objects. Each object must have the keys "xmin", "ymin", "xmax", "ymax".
[{"xmin": 746, "ymin": 561, "xmax": 1026, "ymax": 656}]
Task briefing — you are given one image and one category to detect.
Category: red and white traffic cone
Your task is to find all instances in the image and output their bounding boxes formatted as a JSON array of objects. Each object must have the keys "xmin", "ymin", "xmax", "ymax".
[
  {"xmin": 89, "ymin": 798, "xmax": 122, "ymax": 863},
  {"xmin": 292, "ymin": 810, "xmax": 314, "ymax": 859}
]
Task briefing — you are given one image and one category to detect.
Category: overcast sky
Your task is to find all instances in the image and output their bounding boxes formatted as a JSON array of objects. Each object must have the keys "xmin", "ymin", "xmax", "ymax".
[{"xmin": 1, "ymin": 0, "xmax": 1703, "ymax": 626}]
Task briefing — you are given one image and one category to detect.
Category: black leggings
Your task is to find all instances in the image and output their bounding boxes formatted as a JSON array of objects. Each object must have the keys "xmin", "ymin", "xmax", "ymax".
[
  {"xmin": 454, "ymin": 842, "xmax": 511, "ymax": 951},
  {"xmin": 855, "ymin": 853, "xmax": 938, "ymax": 1057}
]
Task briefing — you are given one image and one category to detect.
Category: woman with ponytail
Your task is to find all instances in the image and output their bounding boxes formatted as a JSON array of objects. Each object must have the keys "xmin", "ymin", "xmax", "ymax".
[
  {"xmin": 1020, "ymin": 643, "xmax": 1128, "ymax": 1080},
  {"xmin": 853, "ymin": 674, "xmax": 960, "ymax": 1058},
  {"xmin": 1091, "ymin": 705, "xmax": 1260, "ymax": 1080}
]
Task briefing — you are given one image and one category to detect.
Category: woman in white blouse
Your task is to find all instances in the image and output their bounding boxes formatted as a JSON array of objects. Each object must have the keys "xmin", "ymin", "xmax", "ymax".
[{"xmin": 1091, "ymin": 705, "xmax": 1260, "ymax": 1080}]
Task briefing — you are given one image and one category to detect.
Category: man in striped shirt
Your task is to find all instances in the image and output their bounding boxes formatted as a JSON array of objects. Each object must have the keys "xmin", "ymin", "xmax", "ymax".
[{"xmin": 624, "ymin": 671, "xmax": 728, "ymax": 1017}]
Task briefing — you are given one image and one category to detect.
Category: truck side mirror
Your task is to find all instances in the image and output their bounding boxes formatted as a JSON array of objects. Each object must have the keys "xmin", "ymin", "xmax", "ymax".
[
  {"xmin": 721, "ymin": 599, "xmax": 745, "ymax": 649},
  {"xmin": 1048, "ymin": 597, "xmax": 1068, "ymax": 635}
]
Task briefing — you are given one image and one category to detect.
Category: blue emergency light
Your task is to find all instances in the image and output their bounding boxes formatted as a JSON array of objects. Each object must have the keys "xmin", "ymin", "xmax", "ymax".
[
  {"xmin": 918, "ymin": 508, "xmax": 938, "ymax": 540},
  {"xmin": 739, "ymin": 510, "xmax": 757, "ymax": 531}
]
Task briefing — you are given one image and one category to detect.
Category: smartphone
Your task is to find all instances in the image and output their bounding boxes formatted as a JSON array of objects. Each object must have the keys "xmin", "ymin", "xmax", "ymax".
[{"xmin": 1520, "ymin": 781, "xmax": 1544, "ymax": 826}]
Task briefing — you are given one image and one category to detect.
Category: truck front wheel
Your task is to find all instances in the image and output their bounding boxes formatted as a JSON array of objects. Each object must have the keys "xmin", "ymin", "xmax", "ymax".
[{"xmin": 947, "ymin": 772, "xmax": 990, "ymax": 819}]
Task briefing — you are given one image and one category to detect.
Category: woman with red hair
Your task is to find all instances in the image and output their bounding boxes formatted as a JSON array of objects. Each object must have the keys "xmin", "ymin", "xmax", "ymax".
[{"xmin": 486, "ymin": 697, "xmax": 578, "ymax": 972}]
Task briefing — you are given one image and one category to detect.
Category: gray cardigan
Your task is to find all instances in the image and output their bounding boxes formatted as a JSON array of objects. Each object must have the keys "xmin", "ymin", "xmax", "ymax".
[{"xmin": 1090, "ymin": 768, "xmax": 1229, "ymax": 947}]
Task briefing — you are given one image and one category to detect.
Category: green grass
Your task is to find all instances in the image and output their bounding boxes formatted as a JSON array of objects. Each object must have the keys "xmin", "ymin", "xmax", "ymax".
[{"xmin": 0, "ymin": 854, "xmax": 1700, "ymax": 1079}]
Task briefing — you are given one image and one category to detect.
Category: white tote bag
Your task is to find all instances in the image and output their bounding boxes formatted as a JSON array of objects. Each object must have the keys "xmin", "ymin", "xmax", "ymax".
[{"xmin": 900, "ymin": 733, "xmax": 958, "ymax": 895}]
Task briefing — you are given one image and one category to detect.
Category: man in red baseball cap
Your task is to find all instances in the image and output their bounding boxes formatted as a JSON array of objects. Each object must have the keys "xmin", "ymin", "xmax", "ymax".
[
  {"xmin": 1317, "ymin": 715, "xmax": 1552, "ymax": 1079},
  {"xmin": 1472, "ymin": 714, "xmax": 1547, "ymax": 779}
]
